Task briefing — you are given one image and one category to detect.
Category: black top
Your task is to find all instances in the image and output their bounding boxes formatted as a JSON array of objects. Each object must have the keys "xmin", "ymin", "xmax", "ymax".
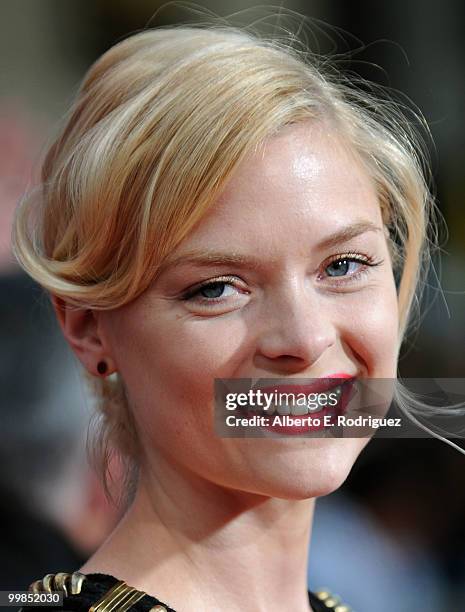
[{"xmin": 19, "ymin": 571, "xmax": 351, "ymax": 611}]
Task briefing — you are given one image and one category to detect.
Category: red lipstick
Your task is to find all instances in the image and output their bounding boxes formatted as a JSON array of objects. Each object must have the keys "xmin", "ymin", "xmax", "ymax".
[{"xmin": 243, "ymin": 374, "xmax": 357, "ymax": 435}]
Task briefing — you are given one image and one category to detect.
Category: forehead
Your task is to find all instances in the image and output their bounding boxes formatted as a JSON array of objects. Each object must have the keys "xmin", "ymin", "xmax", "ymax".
[{"xmin": 179, "ymin": 121, "xmax": 382, "ymax": 249}]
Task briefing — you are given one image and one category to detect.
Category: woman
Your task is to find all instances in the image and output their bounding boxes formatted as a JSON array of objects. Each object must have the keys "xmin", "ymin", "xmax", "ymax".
[{"xmin": 12, "ymin": 17, "xmax": 444, "ymax": 612}]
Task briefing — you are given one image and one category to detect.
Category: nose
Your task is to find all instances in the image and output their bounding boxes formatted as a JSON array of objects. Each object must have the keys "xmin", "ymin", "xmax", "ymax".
[{"xmin": 254, "ymin": 279, "xmax": 337, "ymax": 370}]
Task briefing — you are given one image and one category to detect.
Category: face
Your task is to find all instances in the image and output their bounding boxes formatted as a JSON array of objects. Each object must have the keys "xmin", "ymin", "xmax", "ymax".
[{"xmin": 100, "ymin": 121, "xmax": 399, "ymax": 500}]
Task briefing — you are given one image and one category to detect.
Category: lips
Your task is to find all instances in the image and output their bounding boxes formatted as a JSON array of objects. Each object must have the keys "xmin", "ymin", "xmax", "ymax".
[
  {"xmin": 251, "ymin": 373, "xmax": 356, "ymax": 396},
  {"xmin": 262, "ymin": 380, "xmax": 356, "ymax": 435},
  {"xmin": 239, "ymin": 375, "xmax": 357, "ymax": 435}
]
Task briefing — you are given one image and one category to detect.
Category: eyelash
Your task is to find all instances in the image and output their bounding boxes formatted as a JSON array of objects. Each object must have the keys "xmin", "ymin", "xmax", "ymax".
[{"xmin": 180, "ymin": 252, "xmax": 384, "ymax": 307}]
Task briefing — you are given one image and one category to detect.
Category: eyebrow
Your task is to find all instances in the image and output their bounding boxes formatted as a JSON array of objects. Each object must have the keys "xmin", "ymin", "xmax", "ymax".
[{"xmin": 158, "ymin": 221, "xmax": 382, "ymax": 273}]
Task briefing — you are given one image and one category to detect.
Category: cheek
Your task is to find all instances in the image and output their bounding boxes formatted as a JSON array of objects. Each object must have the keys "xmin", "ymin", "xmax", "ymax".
[
  {"xmin": 111, "ymin": 306, "xmax": 258, "ymax": 481},
  {"xmin": 114, "ymin": 306, "xmax": 247, "ymax": 433},
  {"xmin": 336, "ymin": 283, "xmax": 399, "ymax": 378}
]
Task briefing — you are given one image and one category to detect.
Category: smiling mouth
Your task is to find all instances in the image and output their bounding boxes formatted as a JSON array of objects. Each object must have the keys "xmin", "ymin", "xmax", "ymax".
[{"xmin": 235, "ymin": 378, "xmax": 355, "ymax": 417}]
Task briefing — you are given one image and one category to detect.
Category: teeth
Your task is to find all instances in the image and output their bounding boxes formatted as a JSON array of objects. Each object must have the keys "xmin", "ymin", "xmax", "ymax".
[
  {"xmin": 290, "ymin": 402, "xmax": 308, "ymax": 416},
  {"xmin": 257, "ymin": 385, "xmax": 344, "ymax": 415},
  {"xmin": 266, "ymin": 403, "xmax": 277, "ymax": 415}
]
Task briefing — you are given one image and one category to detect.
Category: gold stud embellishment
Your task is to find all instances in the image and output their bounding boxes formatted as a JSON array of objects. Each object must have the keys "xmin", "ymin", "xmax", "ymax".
[
  {"xmin": 42, "ymin": 574, "xmax": 56, "ymax": 593},
  {"xmin": 315, "ymin": 588, "xmax": 352, "ymax": 611},
  {"xmin": 316, "ymin": 589, "xmax": 331, "ymax": 601},
  {"xmin": 53, "ymin": 573, "xmax": 72, "ymax": 596},
  {"xmin": 324, "ymin": 596, "xmax": 341, "ymax": 608},
  {"xmin": 28, "ymin": 580, "xmax": 44, "ymax": 594},
  {"xmin": 70, "ymin": 572, "xmax": 87, "ymax": 595},
  {"xmin": 149, "ymin": 606, "xmax": 168, "ymax": 612},
  {"xmin": 28, "ymin": 572, "xmax": 86, "ymax": 596},
  {"xmin": 88, "ymin": 580, "xmax": 145, "ymax": 612}
]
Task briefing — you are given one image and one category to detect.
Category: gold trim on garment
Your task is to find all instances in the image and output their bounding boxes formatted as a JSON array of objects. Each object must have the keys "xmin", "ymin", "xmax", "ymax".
[
  {"xmin": 88, "ymin": 580, "xmax": 146, "ymax": 612},
  {"xmin": 28, "ymin": 572, "xmax": 86, "ymax": 595},
  {"xmin": 315, "ymin": 587, "xmax": 353, "ymax": 611}
]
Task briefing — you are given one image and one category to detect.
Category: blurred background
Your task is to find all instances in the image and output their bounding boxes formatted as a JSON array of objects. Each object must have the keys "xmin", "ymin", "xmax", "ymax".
[{"xmin": 0, "ymin": 2, "xmax": 464, "ymax": 611}]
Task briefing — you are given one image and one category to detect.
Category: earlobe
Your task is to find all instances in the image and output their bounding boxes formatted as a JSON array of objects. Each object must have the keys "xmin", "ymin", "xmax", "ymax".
[{"xmin": 50, "ymin": 295, "xmax": 117, "ymax": 378}]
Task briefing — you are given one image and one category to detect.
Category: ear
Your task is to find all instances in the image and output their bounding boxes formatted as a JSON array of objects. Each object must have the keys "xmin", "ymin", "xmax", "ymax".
[{"xmin": 51, "ymin": 295, "xmax": 117, "ymax": 377}]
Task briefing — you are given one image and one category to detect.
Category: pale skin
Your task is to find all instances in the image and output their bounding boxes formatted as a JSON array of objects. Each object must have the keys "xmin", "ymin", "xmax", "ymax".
[{"xmin": 53, "ymin": 121, "xmax": 400, "ymax": 612}]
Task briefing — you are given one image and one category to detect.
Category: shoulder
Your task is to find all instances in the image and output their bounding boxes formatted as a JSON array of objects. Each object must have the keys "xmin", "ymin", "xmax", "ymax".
[
  {"xmin": 18, "ymin": 570, "xmax": 352, "ymax": 612},
  {"xmin": 18, "ymin": 571, "xmax": 174, "ymax": 612}
]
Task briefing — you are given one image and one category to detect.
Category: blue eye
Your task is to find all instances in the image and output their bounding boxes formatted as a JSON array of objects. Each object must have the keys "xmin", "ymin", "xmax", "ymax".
[
  {"xmin": 197, "ymin": 281, "xmax": 231, "ymax": 299},
  {"xmin": 325, "ymin": 258, "xmax": 362, "ymax": 277},
  {"xmin": 321, "ymin": 253, "xmax": 383, "ymax": 284},
  {"xmin": 181, "ymin": 277, "xmax": 240, "ymax": 303}
]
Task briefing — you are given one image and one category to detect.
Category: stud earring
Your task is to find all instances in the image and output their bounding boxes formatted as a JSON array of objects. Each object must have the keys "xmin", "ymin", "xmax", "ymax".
[{"xmin": 97, "ymin": 360, "xmax": 108, "ymax": 375}]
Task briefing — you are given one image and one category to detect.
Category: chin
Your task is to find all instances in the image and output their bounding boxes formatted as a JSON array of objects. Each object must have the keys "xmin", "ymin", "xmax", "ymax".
[{"xmin": 252, "ymin": 437, "xmax": 369, "ymax": 500}]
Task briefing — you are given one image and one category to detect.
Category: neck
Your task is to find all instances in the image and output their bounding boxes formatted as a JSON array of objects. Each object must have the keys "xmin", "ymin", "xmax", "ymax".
[{"xmin": 80, "ymin": 457, "xmax": 316, "ymax": 612}]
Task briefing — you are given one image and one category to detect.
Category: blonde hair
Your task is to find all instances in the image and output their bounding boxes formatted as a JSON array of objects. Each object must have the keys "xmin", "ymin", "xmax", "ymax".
[{"xmin": 11, "ymin": 16, "xmax": 462, "ymax": 507}]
